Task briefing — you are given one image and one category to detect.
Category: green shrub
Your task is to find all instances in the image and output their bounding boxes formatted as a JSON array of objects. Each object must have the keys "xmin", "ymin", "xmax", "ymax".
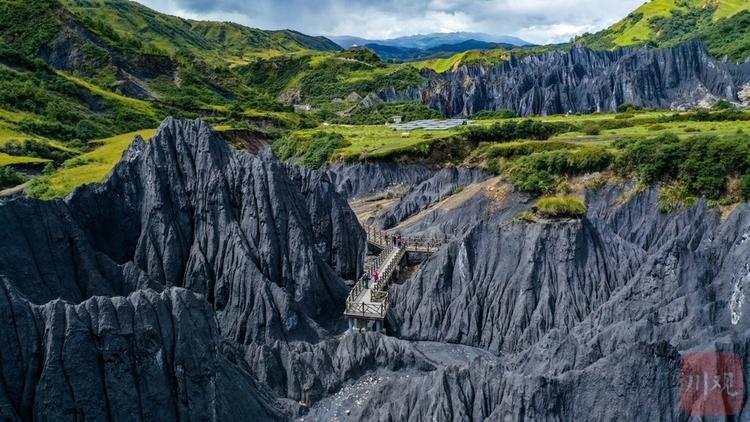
[
  {"xmin": 582, "ymin": 122, "xmax": 601, "ymax": 136},
  {"xmin": 508, "ymin": 147, "xmax": 614, "ymax": 194},
  {"xmin": 0, "ymin": 166, "xmax": 25, "ymax": 190},
  {"xmin": 485, "ymin": 158, "xmax": 505, "ymax": 176},
  {"xmin": 741, "ymin": 174, "xmax": 750, "ymax": 201},
  {"xmin": 658, "ymin": 183, "xmax": 698, "ymax": 213},
  {"xmin": 533, "ymin": 196, "xmax": 587, "ymax": 218},
  {"xmin": 272, "ymin": 131, "xmax": 350, "ymax": 169},
  {"xmin": 63, "ymin": 156, "xmax": 95, "ymax": 169},
  {"xmin": 0, "ymin": 139, "xmax": 77, "ymax": 164},
  {"xmin": 472, "ymin": 109, "xmax": 518, "ymax": 120},
  {"xmin": 648, "ymin": 124, "xmax": 667, "ymax": 131},
  {"xmin": 465, "ymin": 120, "xmax": 573, "ymax": 143},
  {"xmin": 42, "ymin": 162, "xmax": 56, "ymax": 175},
  {"xmin": 508, "ymin": 165, "xmax": 558, "ymax": 194},
  {"xmin": 484, "ymin": 141, "xmax": 577, "ymax": 159},
  {"xmin": 713, "ymin": 100, "xmax": 735, "ymax": 111},
  {"xmin": 615, "ymin": 133, "xmax": 750, "ymax": 200},
  {"xmin": 336, "ymin": 47, "xmax": 382, "ymax": 64},
  {"xmin": 26, "ymin": 176, "xmax": 52, "ymax": 199},
  {"xmin": 513, "ymin": 211, "xmax": 538, "ymax": 223}
]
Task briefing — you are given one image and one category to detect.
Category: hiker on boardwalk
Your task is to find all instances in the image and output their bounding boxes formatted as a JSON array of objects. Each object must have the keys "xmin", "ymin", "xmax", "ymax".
[
  {"xmin": 396, "ymin": 232, "xmax": 403, "ymax": 249},
  {"xmin": 363, "ymin": 272, "xmax": 371, "ymax": 288}
]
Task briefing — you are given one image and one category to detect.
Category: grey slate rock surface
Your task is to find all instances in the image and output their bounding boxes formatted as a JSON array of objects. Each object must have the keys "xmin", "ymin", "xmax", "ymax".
[
  {"xmin": 0, "ymin": 118, "xmax": 367, "ymax": 420},
  {"xmin": 381, "ymin": 185, "xmax": 749, "ymax": 420},
  {"xmin": 283, "ymin": 163, "xmax": 366, "ymax": 281},
  {"xmin": 5, "ymin": 118, "xmax": 364, "ymax": 345},
  {"xmin": 386, "ymin": 41, "xmax": 750, "ymax": 117},
  {"xmin": 379, "ymin": 167, "xmax": 487, "ymax": 229},
  {"xmin": 2, "ymin": 118, "xmax": 750, "ymax": 421},
  {"xmin": 388, "ymin": 218, "xmax": 646, "ymax": 353},
  {"xmin": 0, "ymin": 284, "xmax": 286, "ymax": 421},
  {"xmin": 323, "ymin": 162, "xmax": 433, "ymax": 200}
]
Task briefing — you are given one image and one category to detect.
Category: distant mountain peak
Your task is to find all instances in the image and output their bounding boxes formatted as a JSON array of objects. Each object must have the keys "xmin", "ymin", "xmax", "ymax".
[{"xmin": 329, "ymin": 32, "xmax": 532, "ymax": 51}]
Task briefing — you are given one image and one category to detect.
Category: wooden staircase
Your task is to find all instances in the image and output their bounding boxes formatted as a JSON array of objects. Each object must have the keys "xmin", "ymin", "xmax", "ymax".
[{"xmin": 344, "ymin": 226, "xmax": 443, "ymax": 332}]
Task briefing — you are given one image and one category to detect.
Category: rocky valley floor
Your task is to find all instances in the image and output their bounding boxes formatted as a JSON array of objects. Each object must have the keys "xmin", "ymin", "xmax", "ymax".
[{"xmin": 0, "ymin": 119, "xmax": 748, "ymax": 421}]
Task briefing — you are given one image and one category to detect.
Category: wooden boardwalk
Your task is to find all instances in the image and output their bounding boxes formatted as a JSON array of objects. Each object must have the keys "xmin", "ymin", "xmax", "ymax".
[{"xmin": 344, "ymin": 226, "xmax": 443, "ymax": 323}]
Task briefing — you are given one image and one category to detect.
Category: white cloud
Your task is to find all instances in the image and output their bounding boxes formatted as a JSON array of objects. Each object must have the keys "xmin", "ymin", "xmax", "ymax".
[{"xmin": 135, "ymin": 0, "xmax": 647, "ymax": 44}]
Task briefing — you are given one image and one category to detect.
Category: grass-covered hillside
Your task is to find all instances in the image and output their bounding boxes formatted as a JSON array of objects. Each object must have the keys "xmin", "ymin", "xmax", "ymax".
[
  {"xmin": 577, "ymin": 0, "xmax": 750, "ymax": 60},
  {"xmin": 0, "ymin": 0, "xmax": 344, "ymax": 196},
  {"xmin": 414, "ymin": 49, "xmax": 512, "ymax": 73},
  {"xmin": 61, "ymin": 0, "xmax": 340, "ymax": 60}
]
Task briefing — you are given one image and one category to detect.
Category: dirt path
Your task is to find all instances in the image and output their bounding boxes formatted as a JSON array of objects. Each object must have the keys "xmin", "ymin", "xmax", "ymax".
[
  {"xmin": 0, "ymin": 182, "xmax": 28, "ymax": 199},
  {"xmin": 392, "ymin": 176, "xmax": 508, "ymax": 230}
]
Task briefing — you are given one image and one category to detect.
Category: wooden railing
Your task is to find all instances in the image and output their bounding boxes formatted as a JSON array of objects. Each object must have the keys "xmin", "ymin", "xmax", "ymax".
[
  {"xmin": 345, "ymin": 300, "xmax": 387, "ymax": 318},
  {"xmin": 346, "ymin": 277, "xmax": 367, "ymax": 308},
  {"xmin": 365, "ymin": 226, "xmax": 445, "ymax": 254}
]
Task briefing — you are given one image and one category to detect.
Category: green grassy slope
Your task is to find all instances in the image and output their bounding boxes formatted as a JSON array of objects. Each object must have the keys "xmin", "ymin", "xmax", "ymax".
[
  {"xmin": 61, "ymin": 0, "xmax": 340, "ymax": 59},
  {"xmin": 414, "ymin": 49, "xmax": 511, "ymax": 73},
  {"xmin": 0, "ymin": 0, "xmax": 337, "ymax": 196},
  {"xmin": 28, "ymin": 128, "xmax": 157, "ymax": 198},
  {"xmin": 236, "ymin": 48, "xmax": 426, "ymax": 109},
  {"xmin": 578, "ymin": 0, "xmax": 750, "ymax": 60}
]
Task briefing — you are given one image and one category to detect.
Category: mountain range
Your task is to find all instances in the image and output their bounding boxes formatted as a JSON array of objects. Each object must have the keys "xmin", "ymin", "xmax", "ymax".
[
  {"xmin": 356, "ymin": 39, "xmax": 526, "ymax": 61},
  {"xmin": 330, "ymin": 32, "xmax": 532, "ymax": 50}
]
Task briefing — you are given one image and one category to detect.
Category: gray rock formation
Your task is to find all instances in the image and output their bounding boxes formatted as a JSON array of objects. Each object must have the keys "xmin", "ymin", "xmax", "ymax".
[
  {"xmin": 379, "ymin": 167, "xmax": 487, "ymax": 229},
  {"xmin": 385, "ymin": 41, "xmax": 750, "ymax": 117},
  {"xmin": 383, "ymin": 185, "xmax": 749, "ymax": 419},
  {"xmin": 324, "ymin": 162, "xmax": 433, "ymax": 200},
  {"xmin": 0, "ymin": 118, "xmax": 368, "ymax": 421},
  {"xmin": 284, "ymin": 163, "xmax": 366, "ymax": 281},
  {"xmin": 0, "ymin": 284, "xmax": 286, "ymax": 421},
  {"xmin": 388, "ymin": 217, "xmax": 646, "ymax": 353},
  {"xmin": 2, "ymin": 118, "xmax": 749, "ymax": 421},
  {"xmin": 0, "ymin": 119, "xmax": 363, "ymax": 344}
]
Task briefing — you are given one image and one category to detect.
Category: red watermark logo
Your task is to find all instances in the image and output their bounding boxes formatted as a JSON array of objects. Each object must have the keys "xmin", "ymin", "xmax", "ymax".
[{"xmin": 680, "ymin": 352, "xmax": 745, "ymax": 417}]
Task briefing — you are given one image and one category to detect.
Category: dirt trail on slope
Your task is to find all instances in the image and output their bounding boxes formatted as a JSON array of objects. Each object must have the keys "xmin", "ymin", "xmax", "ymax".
[
  {"xmin": 393, "ymin": 176, "xmax": 509, "ymax": 230},
  {"xmin": 351, "ymin": 175, "xmax": 511, "ymax": 231}
]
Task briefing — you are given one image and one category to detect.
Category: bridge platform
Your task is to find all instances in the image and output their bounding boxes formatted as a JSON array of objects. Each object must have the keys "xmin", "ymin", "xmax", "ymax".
[{"xmin": 344, "ymin": 226, "xmax": 443, "ymax": 333}]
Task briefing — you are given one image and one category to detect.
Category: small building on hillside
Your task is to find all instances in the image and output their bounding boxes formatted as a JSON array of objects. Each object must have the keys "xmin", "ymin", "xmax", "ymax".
[
  {"xmin": 388, "ymin": 115, "xmax": 403, "ymax": 124},
  {"xmin": 293, "ymin": 104, "xmax": 312, "ymax": 113}
]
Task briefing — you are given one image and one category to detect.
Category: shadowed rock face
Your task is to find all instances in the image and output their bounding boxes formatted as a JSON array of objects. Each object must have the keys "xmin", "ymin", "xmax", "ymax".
[
  {"xmin": 388, "ymin": 218, "xmax": 646, "ymax": 353},
  {"xmin": 0, "ymin": 118, "xmax": 370, "ymax": 421},
  {"xmin": 378, "ymin": 185, "xmax": 749, "ymax": 420},
  {"xmin": 0, "ymin": 284, "xmax": 286, "ymax": 421},
  {"xmin": 0, "ymin": 118, "xmax": 365, "ymax": 345},
  {"xmin": 324, "ymin": 162, "xmax": 433, "ymax": 200},
  {"xmin": 385, "ymin": 41, "xmax": 750, "ymax": 117},
  {"xmin": 284, "ymin": 164, "xmax": 366, "ymax": 281}
]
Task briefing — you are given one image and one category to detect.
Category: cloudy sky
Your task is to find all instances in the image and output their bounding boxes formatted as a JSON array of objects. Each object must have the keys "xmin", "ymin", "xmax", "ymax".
[{"xmin": 135, "ymin": 0, "xmax": 647, "ymax": 44}]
